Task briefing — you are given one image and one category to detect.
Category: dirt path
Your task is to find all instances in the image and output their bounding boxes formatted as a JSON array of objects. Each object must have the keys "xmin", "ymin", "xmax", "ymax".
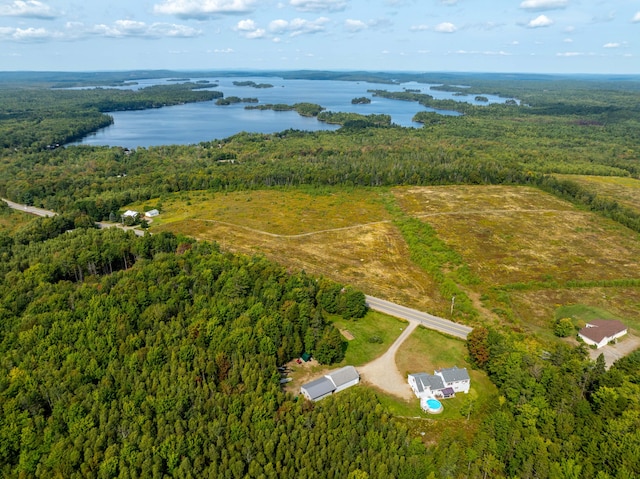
[{"xmin": 357, "ymin": 318, "xmax": 420, "ymax": 400}]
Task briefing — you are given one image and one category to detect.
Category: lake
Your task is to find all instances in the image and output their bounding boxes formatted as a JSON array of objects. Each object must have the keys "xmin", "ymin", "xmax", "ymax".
[{"xmin": 74, "ymin": 77, "xmax": 514, "ymax": 148}]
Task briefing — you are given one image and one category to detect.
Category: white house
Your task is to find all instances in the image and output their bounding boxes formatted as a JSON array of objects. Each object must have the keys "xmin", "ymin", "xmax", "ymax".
[
  {"xmin": 437, "ymin": 366, "xmax": 471, "ymax": 394},
  {"xmin": 579, "ymin": 320, "xmax": 627, "ymax": 349},
  {"xmin": 408, "ymin": 366, "xmax": 470, "ymax": 399},
  {"xmin": 145, "ymin": 209, "xmax": 159, "ymax": 218},
  {"xmin": 122, "ymin": 210, "xmax": 139, "ymax": 219},
  {"xmin": 300, "ymin": 365, "xmax": 360, "ymax": 401}
]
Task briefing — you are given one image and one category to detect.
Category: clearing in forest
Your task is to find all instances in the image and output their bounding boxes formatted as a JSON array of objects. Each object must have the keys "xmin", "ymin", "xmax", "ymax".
[{"xmin": 143, "ymin": 185, "xmax": 640, "ymax": 331}]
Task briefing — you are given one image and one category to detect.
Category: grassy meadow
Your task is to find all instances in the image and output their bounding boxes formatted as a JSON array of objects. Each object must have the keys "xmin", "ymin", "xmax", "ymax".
[
  {"xmin": 556, "ymin": 174, "xmax": 640, "ymax": 213},
  {"xmin": 133, "ymin": 183, "xmax": 639, "ymax": 337}
]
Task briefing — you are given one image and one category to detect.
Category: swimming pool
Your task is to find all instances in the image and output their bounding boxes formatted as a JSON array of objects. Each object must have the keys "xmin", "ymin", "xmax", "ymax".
[{"xmin": 424, "ymin": 398, "xmax": 443, "ymax": 414}]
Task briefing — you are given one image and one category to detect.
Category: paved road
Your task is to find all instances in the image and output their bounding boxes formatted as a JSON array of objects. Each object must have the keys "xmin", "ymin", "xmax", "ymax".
[
  {"xmin": 3, "ymin": 198, "xmax": 146, "ymax": 236},
  {"xmin": 365, "ymin": 295, "xmax": 473, "ymax": 340},
  {"xmin": 2, "ymin": 198, "xmax": 57, "ymax": 217}
]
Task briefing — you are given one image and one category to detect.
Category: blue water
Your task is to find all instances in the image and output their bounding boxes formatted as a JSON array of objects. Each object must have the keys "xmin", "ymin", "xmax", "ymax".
[
  {"xmin": 73, "ymin": 76, "xmax": 515, "ymax": 148},
  {"xmin": 426, "ymin": 399, "xmax": 442, "ymax": 409}
]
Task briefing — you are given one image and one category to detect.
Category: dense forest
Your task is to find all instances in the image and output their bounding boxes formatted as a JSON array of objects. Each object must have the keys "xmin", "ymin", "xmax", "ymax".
[{"xmin": 1, "ymin": 71, "xmax": 640, "ymax": 477}]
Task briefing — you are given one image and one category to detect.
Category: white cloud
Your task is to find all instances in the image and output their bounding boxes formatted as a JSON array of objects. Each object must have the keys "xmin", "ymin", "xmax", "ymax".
[
  {"xmin": 455, "ymin": 49, "xmax": 511, "ymax": 56},
  {"xmin": 154, "ymin": 0, "xmax": 255, "ymax": 19},
  {"xmin": 520, "ymin": 0, "xmax": 567, "ymax": 11},
  {"xmin": 345, "ymin": 19, "xmax": 366, "ymax": 32},
  {"xmin": 289, "ymin": 0, "xmax": 347, "ymax": 12},
  {"xmin": 603, "ymin": 42, "xmax": 619, "ymax": 49},
  {"xmin": 410, "ymin": 24, "xmax": 429, "ymax": 32},
  {"xmin": 268, "ymin": 17, "xmax": 329, "ymax": 37},
  {"xmin": 632, "ymin": 12, "xmax": 640, "ymax": 23},
  {"xmin": 563, "ymin": 38, "xmax": 573, "ymax": 43},
  {"xmin": 527, "ymin": 15, "xmax": 553, "ymax": 28},
  {"xmin": 0, "ymin": 20, "xmax": 202, "ymax": 42},
  {"xmin": 235, "ymin": 18, "xmax": 265, "ymax": 38},
  {"xmin": 91, "ymin": 20, "xmax": 202, "ymax": 38},
  {"xmin": 557, "ymin": 51, "xmax": 583, "ymax": 57},
  {"xmin": 0, "ymin": 1, "xmax": 56, "ymax": 19},
  {"xmin": 435, "ymin": 22, "xmax": 456, "ymax": 33},
  {"xmin": 0, "ymin": 26, "xmax": 60, "ymax": 41}
]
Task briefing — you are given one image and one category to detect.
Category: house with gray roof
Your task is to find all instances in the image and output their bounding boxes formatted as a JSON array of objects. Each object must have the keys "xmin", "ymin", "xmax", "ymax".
[
  {"xmin": 408, "ymin": 366, "xmax": 470, "ymax": 399},
  {"xmin": 300, "ymin": 365, "xmax": 360, "ymax": 401},
  {"xmin": 436, "ymin": 366, "xmax": 470, "ymax": 394}
]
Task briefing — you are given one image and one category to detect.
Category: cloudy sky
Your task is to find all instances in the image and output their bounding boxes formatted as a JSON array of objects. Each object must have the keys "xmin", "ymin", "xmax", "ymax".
[{"xmin": 1, "ymin": 0, "xmax": 639, "ymax": 73}]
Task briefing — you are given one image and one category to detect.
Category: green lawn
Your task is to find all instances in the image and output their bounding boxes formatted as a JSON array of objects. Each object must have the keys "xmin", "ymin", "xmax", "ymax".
[
  {"xmin": 396, "ymin": 326, "xmax": 498, "ymax": 421},
  {"xmin": 331, "ymin": 310, "xmax": 407, "ymax": 366},
  {"xmin": 555, "ymin": 303, "xmax": 624, "ymax": 323}
]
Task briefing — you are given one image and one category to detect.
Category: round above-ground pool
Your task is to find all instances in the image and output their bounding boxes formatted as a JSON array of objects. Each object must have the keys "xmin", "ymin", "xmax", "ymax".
[{"xmin": 423, "ymin": 398, "xmax": 443, "ymax": 414}]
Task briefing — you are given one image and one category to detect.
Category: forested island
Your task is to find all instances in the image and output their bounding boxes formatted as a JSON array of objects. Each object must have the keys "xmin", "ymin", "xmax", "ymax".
[{"xmin": 1, "ymin": 70, "xmax": 640, "ymax": 478}]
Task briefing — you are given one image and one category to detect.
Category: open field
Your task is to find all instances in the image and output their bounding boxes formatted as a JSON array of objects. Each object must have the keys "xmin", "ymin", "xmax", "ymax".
[
  {"xmin": 556, "ymin": 175, "xmax": 640, "ymax": 213},
  {"xmin": 142, "ymin": 184, "xmax": 640, "ymax": 337}
]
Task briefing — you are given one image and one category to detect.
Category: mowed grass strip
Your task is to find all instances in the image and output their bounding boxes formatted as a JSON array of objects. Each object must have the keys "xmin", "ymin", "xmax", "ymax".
[{"xmin": 556, "ymin": 175, "xmax": 640, "ymax": 213}]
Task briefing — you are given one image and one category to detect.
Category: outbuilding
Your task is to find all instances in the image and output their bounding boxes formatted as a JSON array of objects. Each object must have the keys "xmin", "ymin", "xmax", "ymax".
[
  {"xmin": 579, "ymin": 320, "xmax": 627, "ymax": 349},
  {"xmin": 300, "ymin": 365, "xmax": 360, "ymax": 401}
]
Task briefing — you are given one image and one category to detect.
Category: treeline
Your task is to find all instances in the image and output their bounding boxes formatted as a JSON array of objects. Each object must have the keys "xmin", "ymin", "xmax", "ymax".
[
  {"xmin": 462, "ymin": 327, "xmax": 640, "ymax": 478},
  {"xmin": 0, "ymin": 84, "xmax": 222, "ymax": 150},
  {"xmin": 0, "ymin": 229, "xmax": 406, "ymax": 478},
  {"xmin": 245, "ymin": 102, "xmax": 325, "ymax": 117}
]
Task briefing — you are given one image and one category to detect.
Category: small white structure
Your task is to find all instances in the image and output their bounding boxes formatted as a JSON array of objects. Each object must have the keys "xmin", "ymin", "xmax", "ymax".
[
  {"xmin": 579, "ymin": 320, "xmax": 627, "ymax": 349},
  {"xmin": 145, "ymin": 209, "xmax": 159, "ymax": 218},
  {"xmin": 300, "ymin": 365, "xmax": 360, "ymax": 401},
  {"xmin": 408, "ymin": 366, "xmax": 470, "ymax": 400},
  {"xmin": 122, "ymin": 210, "xmax": 139, "ymax": 219}
]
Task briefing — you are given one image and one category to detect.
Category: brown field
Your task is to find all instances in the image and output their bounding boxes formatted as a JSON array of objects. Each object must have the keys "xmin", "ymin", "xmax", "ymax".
[
  {"xmin": 395, "ymin": 185, "xmax": 640, "ymax": 286},
  {"xmin": 556, "ymin": 175, "xmax": 640, "ymax": 213},
  {"xmin": 142, "ymin": 185, "xmax": 640, "ymax": 330}
]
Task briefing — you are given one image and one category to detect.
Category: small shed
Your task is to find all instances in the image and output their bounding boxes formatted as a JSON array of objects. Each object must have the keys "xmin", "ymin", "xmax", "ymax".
[
  {"xmin": 301, "ymin": 352, "xmax": 312, "ymax": 362},
  {"xmin": 145, "ymin": 209, "xmax": 159, "ymax": 218},
  {"xmin": 122, "ymin": 210, "xmax": 139, "ymax": 219}
]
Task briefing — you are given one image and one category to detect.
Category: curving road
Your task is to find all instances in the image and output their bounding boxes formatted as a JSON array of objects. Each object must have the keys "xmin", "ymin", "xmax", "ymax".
[
  {"xmin": 2, "ymin": 198, "xmax": 57, "ymax": 217},
  {"xmin": 2, "ymin": 198, "xmax": 146, "ymax": 236},
  {"xmin": 365, "ymin": 295, "xmax": 472, "ymax": 340}
]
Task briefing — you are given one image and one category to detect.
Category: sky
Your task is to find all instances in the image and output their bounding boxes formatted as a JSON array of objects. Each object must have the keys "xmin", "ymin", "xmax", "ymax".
[{"xmin": 1, "ymin": 0, "xmax": 639, "ymax": 74}]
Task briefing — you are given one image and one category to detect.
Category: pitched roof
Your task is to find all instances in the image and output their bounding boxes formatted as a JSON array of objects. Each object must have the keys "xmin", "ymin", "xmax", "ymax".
[
  {"xmin": 326, "ymin": 366, "xmax": 359, "ymax": 388},
  {"xmin": 301, "ymin": 377, "xmax": 335, "ymax": 400},
  {"xmin": 438, "ymin": 366, "xmax": 470, "ymax": 383},
  {"xmin": 579, "ymin": 319, "xmax": 627, "ymax": 343},
  {"xmin": 409, "ymin": 372, "xmax": 445, "ymax": 392}
]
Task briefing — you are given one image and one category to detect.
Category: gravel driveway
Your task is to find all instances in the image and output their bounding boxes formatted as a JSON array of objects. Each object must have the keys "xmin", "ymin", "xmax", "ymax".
[
  {"xmin": 589, "ymin": 334, "xmax": 640, "ymax": 368},
  {"xmin": 357, "ymin": 319, "xmax": 420, "ymax": 400}
]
